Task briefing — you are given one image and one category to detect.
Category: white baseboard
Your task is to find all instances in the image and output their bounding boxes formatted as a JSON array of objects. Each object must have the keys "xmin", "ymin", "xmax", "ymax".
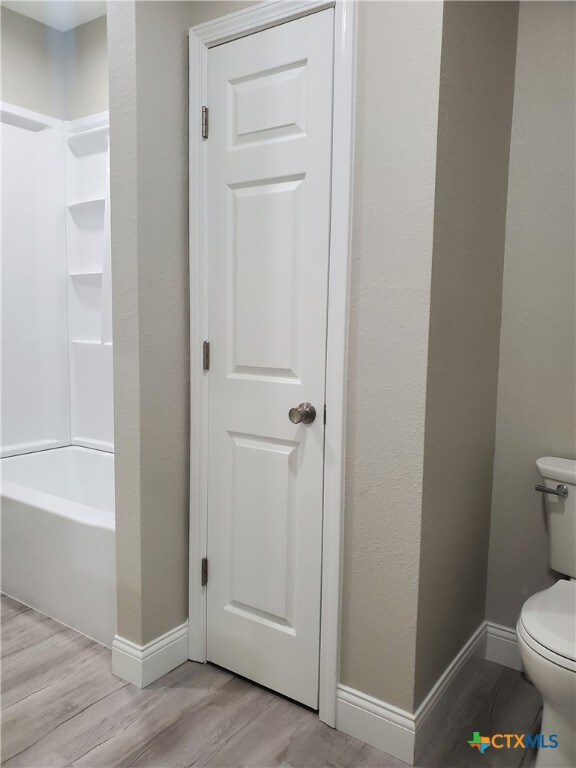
[
  {"xmin": 336, "ymin": 623, "xmax": 486, "ymax": 765},
  {"xmin": 112, "ymin": 622, "xmax": 188, "ymax": 688},
  {"xmin": 336, "ymin": 621, "xmax": 524, "ymax": 763},
  {"xmin": 336, "ymin": 685, "xmax": 416, "ymax": 764},
  {"xmin": 485, "ymin": 622, "xmax": 522, "ymax": 671},
  {"xmin": 414, "ymin": 622, "xmax": 486, "ymax": 759}
]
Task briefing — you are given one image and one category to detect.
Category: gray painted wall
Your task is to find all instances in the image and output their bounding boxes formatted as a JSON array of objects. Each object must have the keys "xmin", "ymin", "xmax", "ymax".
[
  {"xmin": 109, "ymin": 0, "xmax": 573, "ymax": 715},
  {"xmin": 415, "ymin": 0, "xmax": 518, "ymax": 707},
  {"xmin": 108, "ymin": 0, "xmax": 142, "ymax": 641},
  {"xmin": 109, "ymin": 0, "xmax": 447, "ymax": 704},
  {"xmin": 109, "ymin": 0, "xmax": 253, "ymax": 645},
  {"xmin": 341, "ymin": 1, "xmax": 443, "ymax": 713},
  {"xmin": 486, "ymin": 1, "xmax": 576, "ymax": 628},
  {"xmin": 0, "ymin": 6, "xmax": 66, "ymax": 118},
  {"xmin": 65, "ymin": 16, "xmax": 108, "ymax": 119},
  {"xmin": 109, "ymin": 0, "xmax": 191, "ymax": 644},
  {"xmin": 0, "ymin": 6, "xmax": 108, "ymax": 119}
]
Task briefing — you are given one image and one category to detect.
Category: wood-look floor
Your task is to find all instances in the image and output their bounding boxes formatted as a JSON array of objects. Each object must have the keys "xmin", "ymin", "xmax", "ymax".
[
  {"xmin": 1, "ymin": 595, "xmax": 542, "ymax": 768},
  {"xmin": 419, "ymin": 656, "xmax": 542, "ymax": 768}
]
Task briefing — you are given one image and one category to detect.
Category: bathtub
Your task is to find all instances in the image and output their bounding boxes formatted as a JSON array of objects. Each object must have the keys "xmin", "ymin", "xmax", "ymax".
[{"xmin": 0, "ymin": 446, "xmax": 116, "ymax": 647}]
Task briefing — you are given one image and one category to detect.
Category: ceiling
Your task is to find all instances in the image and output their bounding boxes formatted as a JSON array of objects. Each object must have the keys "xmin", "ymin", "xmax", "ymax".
[{"xmin": 2, "ymin": 0, "xmax": 106, "ymax": 31}]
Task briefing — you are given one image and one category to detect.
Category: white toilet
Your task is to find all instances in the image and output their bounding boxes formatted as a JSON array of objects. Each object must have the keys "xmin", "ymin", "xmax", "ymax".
[{"xmin": 517, "ymin": 457, "xmax": 576, "ymax": 768}]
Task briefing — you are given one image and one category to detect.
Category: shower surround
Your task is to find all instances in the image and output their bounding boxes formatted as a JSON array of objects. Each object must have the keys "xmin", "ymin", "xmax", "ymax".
[{"xmin": 0, "ymin": 101, "xmax": 115, "ymax": 646}]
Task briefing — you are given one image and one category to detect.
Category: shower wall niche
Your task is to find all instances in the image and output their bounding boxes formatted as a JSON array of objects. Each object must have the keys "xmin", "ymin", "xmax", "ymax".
[{"xmin": 0, "ymin": 102, "xmax": 113, "ymax": 457}]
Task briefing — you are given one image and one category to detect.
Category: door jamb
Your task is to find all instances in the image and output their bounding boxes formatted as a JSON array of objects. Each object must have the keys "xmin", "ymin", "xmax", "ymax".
[{"xmin": 188, "ymin": 0, "xmax": 356, "ymax": 727}]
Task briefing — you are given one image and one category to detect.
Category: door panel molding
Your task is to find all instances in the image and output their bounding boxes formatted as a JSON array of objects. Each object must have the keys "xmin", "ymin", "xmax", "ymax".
[{"xmin": 188, "ymin": 0, "xmax": 356, "ymax": 727}]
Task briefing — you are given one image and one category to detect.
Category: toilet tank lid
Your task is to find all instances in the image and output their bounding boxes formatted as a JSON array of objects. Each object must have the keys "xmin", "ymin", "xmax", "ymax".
[
  {"xmin": 520, "ymin": 581, "xmax": 576, "ymax": 662},
  {"xmin": 536, "ymin": 457, "xmax": 576, "ymax": 484}
]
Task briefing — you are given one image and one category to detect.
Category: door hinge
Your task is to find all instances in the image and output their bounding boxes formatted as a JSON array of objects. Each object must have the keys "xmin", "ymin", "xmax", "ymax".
[
  {"xmin": 201, "ymin": 557, "xmax": 208, "ymax": 587},
  {"xmin": 203, "ymin": 341, "xmax": 210, "ymax": 371},
  {"xmin": 202, "ymin": 106, "xmax": 209, "ymax": 139},
  {"xmin": 323, "ymin": 404, "xmax": 327, "ymax": 425}
]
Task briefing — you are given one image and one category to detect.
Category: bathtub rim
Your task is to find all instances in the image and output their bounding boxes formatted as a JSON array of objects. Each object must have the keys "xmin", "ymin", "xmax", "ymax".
[{"xmin": 0, "ymin": 478, "xmax": 115, "ymax": 530}]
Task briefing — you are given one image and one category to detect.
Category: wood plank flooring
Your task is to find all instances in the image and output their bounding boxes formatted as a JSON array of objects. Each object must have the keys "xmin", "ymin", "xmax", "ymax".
[
  {"xmin": 1, "ymin": 595, "xmax": 542, "ymax": 768},
  {"xmin": 418, "ymin": 656, "xmax": 542, "ymax": 768}
]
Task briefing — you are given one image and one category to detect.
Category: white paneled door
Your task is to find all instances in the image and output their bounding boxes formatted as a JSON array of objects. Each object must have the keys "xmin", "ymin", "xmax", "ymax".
[{"xmin": 205, "ymin": 9, "xmax": 334, "ymax": 708}]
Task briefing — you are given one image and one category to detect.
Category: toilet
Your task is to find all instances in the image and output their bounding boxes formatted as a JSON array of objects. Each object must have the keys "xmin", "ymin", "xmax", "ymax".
[{"xmin": 517, "ymin": 457, "xmax": 576, "ymax": 768}]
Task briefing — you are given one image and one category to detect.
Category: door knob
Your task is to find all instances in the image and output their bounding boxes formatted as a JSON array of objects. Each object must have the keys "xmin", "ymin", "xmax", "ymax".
[{"xmin": 289, "ymin": 402, "xmax": 316, "ymax": 425}]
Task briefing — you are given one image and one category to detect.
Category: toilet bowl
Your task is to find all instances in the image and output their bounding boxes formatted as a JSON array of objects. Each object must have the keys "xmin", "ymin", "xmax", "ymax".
[
  {"xmin": 517, "ymin": 457, "xmax": 576, "ymax": 768},
  {"xmin": 517, "ymin": 580, "xmax": 576, "ymax": 768}
]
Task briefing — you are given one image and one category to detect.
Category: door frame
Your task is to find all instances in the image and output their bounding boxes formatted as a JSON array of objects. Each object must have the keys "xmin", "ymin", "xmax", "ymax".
[{"xmin": 188, "ymin": 0, "xmax": 356, "ymax": 727}]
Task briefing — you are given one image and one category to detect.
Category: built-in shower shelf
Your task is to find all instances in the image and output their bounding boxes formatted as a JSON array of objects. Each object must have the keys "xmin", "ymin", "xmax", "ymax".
[
  {"xmin": 67, "ymin": 125, "xmax": 109, "ymax": 155},
  {"xmin": 64, "ymin": 113, "xmax": 113, "ymax": 451},
  {"xmin": 68, "ymin": 198, "xmax": 105, "ymax": 213},
  {"xmin": 69, "ymin": 271, "xmax": 103, "ymax": 281},
  {"xmin": 70, "ymin": 340, "xmax": 114, "ymax": 350}
]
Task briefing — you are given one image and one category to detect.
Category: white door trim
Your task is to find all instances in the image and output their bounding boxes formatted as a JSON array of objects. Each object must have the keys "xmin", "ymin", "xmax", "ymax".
[{"xmin": 188, "ymin": 0, "xmax": 356, "ymax": 727}]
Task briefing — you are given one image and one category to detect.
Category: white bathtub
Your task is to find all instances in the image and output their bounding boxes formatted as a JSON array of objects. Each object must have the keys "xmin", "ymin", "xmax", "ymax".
[{"xmin": 0, "ymin": 446, "xmax": 116, "ymax": 647}]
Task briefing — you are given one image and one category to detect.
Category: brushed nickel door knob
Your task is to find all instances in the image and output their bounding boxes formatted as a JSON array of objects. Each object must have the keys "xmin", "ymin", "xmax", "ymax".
[{"xmin": 289, "ymin": 402, "xmax": 316, "ymax": 425}]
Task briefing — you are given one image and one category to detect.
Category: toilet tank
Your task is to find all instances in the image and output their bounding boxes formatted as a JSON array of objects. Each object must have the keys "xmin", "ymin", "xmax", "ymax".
[{"xmin": 536, "ymin": 457, "xmax": 576, "ymax": 578}]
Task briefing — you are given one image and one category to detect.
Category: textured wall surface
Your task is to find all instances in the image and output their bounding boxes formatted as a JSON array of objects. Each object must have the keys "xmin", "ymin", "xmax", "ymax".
[
  {"xmin": 0, "ymin": 6, "xmax": 66, "ymax": 118},
  {"xmin": 108, "ymin": 0, "xmax": 446, "ymax": 693},
  {"xmin": 110, "ymin": 0, "xmax": 194, "ymax": 643},
  {"xmin": 108, "ymin": 0, "xmax": 142, "ymax": 641},
  {"xmin": 486, "ymin": 1, "xmax": 576, "ymax": 628},
  {"xmin": 414, "ymin": 0, "xmax": 519, "ymax": 707},
  {"xmin": 109, "ymin": 0, "xmax": 254, "ymax": 645},
  {"xmin": 341, "ymin": 1, "xmax": 443, "ymax": 713},
  {"xmin": 109, "ymin": 0, "xmax": 575, "ymax": 709},
  {"xmin": 65, "ymin": 16, "xmax": 108, "ymax": 119}
]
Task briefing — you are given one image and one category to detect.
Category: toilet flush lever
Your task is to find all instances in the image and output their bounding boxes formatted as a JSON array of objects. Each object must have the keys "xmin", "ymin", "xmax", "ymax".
[{"xmin": 535, "ymin": 484, "xmax": 568, "ymax": 498}]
